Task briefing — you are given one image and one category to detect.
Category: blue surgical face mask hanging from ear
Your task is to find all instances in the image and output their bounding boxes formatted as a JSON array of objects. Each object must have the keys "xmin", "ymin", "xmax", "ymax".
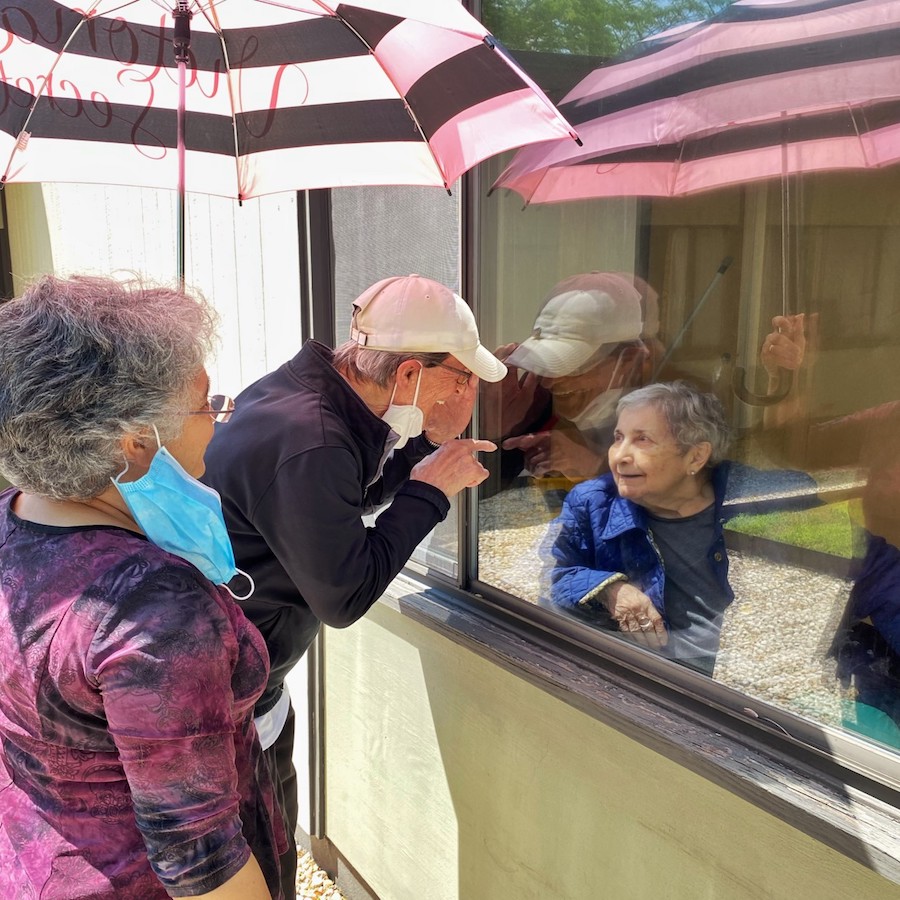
[{"xmin": 112, "ymin": 426, "xmax": 254, "ymax": 600}]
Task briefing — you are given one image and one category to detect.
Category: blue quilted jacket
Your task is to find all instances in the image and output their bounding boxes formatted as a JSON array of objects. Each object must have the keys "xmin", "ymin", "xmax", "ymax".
[{"xmin": 549, "ymin": 461, "xmax": 817, "ymax": 621}]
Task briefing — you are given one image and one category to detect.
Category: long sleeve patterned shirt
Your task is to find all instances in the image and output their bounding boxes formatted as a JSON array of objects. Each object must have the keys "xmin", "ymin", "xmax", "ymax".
[{"xmin": 0, "ymin": 489, "xmax": 285, "ymax": 898}]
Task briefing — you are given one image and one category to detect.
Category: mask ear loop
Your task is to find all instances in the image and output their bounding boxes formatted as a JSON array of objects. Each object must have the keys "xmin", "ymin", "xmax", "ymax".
[
  {"xmin": 113, "ymin": 458, "xmax": 131, "ymax": 484},
  {"xmin": 112, "ymin": 425, "xmax": 163, "ymax": 484},
  {"xmin": 411, "ymin": 364, "xmax": 423, "ymax": 407},
  {"xmin": 607, "ymin": 343, "xmax": 647, "ymax": 394},
  {"xmin": 388, "ymin": 363, "xmax": 424, "ymax": 408},
  {"xmin": 224, "ymin": 568, "xmax": 255, "ymax": 601}
]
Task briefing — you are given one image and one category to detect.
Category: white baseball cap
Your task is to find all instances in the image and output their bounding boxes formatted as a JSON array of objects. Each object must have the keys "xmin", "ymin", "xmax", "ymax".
[
  {"xmin": 349, "ymin": 274, "xmax": 507, "ymax": 383},
  {"xmin": 505, "ymin": 272, "xmax": 643, "ymax": 378}
]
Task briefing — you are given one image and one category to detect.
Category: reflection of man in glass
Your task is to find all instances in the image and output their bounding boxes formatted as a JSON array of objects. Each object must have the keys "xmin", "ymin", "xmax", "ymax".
[
  {"xmin": 489, "ymin": 270, "xmax": 807, "ymax": 493},
  {"xmin": 493, "ymin": 272, "xmax": 653, "ymax": 487}
]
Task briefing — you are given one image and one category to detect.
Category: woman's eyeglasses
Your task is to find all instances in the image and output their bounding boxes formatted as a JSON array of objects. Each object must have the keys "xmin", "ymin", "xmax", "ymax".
[
  {"xmin": 188, "ymin": 394, "xmax": 235, "ymax": 424},
  {"xmin": 432, "ymin": 361, "xmax": 473, "ymax": 386}
]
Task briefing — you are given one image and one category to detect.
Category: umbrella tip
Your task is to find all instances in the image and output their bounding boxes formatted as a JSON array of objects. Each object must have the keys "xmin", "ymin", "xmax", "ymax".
[{"xmin": 572, "ymin": 132, "xmax": 583, "ymax": 146}]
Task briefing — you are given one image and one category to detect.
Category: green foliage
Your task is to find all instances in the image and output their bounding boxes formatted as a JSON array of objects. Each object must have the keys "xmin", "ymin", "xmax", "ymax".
[
  {"xmin": 483, "ymin": 0, "xmax": 733, "ymax": 56},
  {"xmin": 727, "ymin": 501, "xmax": 856, "ymax": 559}
]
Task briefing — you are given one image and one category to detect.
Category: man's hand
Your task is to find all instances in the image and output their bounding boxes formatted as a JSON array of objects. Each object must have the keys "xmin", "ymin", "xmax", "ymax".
[
  {"xmin": 496, "ymin": 343, "xmax": 541, "ymax": 436},
  {"xmin": 410, "ymin": 438, "xmax": 497, "ymax": 498},
  {"xmin": 760, "ymin": 313, "xmax": 806, "ymax": 376},
  {"xmin": 502, "ymin": 430, "xmax": 603, "ymax": 481},
  {"xmin": 424, "ymin": 377, "xmax": 479, "ymax": 445}
]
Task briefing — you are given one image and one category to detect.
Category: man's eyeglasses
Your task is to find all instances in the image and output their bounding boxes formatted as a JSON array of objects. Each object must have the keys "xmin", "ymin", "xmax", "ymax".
[
  {"xmin": 188, "ymin": 394, "xmax": 235, "ymax": 424},
  {"xmin": 432, "ymin": 361, "xmax": 473, "ymax": 386}
]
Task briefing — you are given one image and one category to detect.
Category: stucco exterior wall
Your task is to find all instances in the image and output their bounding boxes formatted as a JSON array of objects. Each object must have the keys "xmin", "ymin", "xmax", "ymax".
[{"xmin": 323, "ymin": 600, "xmax": 898, "ymax": 900}]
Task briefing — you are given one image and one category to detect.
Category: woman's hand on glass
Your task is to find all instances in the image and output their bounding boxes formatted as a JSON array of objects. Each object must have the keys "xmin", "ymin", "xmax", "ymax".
[{"xmin": 604, "ymin": 581, "xmax": 668, "ymax": 650}]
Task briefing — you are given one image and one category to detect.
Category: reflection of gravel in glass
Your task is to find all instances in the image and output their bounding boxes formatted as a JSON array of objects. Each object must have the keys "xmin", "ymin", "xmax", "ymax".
[
  {"xmin": 479, "ymin": 484, "xmax": 555, "ymax": 605},
  {"xmin": 716, "ymin": 552, "xmax": 853, "ymax": 726},
  {"xmin": 478, "ymin": 482, "xmax": 855, "ymax": 727}
]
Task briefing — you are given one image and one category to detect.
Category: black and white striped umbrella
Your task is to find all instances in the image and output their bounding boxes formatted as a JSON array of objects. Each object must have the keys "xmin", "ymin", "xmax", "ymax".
[
  {"xmin": 494, "ymin": 0, "xmax": 900, "ymax": 203},
  {"xmin": 0, "ymin": 1, "xmax": 578, "ymax": 198}
]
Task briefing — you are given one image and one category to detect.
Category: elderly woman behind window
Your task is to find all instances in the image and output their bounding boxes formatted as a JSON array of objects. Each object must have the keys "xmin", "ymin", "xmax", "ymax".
[
  {"xmin": 0, "ymin": 275, "xmax": 283, "ymax": 899},
  {"xmin": 548, "ymin": 381, "xmax": 816, "ymax": 675}
]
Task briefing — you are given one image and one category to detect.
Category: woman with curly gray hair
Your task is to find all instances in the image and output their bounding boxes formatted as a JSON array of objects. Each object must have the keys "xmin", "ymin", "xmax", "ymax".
[
  {"xmin": 549, "ymin": 380, "xmax": 815, "ymax": 675},
  {"xmin": 0, "ymin": 275, "xmax": 283, "ymax": 899}
]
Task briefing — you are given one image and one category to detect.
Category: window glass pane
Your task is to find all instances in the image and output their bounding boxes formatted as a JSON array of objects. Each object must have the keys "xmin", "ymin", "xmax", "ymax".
[
  {"xmin": 476, "ymin": 1, "xmax": 900, "ymax": 758},
  {"xmin": 331, "ymin": 186, "xmax": 461, "ymax": 576}
]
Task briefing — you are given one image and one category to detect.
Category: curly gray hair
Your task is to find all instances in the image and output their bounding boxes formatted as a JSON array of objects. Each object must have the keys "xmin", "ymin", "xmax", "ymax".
[
  {"xmin": 0, "ymin": 274, "xmax": 217, "ymax": 500},
  {"xmin": 616, "ymin": 380, "xmax": 732, "ymax": 465},
  {"xmin": 332, "ymin": 341, "xmax": 448, "ymax": 388}
]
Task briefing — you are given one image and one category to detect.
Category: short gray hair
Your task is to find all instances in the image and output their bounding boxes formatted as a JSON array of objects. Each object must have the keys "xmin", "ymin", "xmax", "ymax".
[
  {"xmin": 616, "ymin": 381, "xmax": 732, "ymax": 465},
  {"xmin": 332, "ymin": 341, "xmax": 447, "ymax": 388},
  {"xmin": 0, "ymin": 274, "xmax": 217, "ymax": 500}
]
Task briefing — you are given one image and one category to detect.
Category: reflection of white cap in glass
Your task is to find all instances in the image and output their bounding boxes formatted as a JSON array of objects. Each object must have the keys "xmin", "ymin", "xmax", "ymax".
[
  {"xmin": 349, "ymin": 274, "xmax": 507, "ymax": 383},
  {"xmin": 505, "ymin": 272, "xmax": 643, "ymax": 378}
]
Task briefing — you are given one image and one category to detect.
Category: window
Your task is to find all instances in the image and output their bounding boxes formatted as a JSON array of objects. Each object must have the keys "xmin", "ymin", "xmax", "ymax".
[
  {"xmin": 331, "ymin": 185, "xmax": 463, "ymax": 576},
  {"xmin": 472, "ymin": 0, "xmax": 900, "ymax": 775}
]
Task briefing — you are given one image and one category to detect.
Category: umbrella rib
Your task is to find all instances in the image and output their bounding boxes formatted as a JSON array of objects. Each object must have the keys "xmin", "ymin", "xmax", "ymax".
[
  {"xmin": 847, "ymin": 104, "xmax": 870, "ymax": 168},
  {"xmin": 197, "ymin": 0, "xmax": 245, "ymax": 202},
  {"xmin": 101, "ymin": 0, "xmax": 171, "ymax": 15},
  {"xmin": 1, "ymin": 2, "xmax": 106, "ymax": 186},
  {"xmin": 1, "ymin": 0, "xmax": 172, "ymax": 186}
]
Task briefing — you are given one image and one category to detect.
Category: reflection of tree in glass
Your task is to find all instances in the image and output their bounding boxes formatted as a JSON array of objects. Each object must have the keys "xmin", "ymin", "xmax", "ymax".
[{"xmin": 483, "ymin": 0, "xmax": 734, "ymax": 56}]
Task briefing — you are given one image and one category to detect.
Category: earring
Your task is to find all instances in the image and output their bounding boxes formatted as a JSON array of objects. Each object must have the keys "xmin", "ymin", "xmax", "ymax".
[{"xmin": 689, "ymin": 470, "xmax": 696, "ymax": 476}]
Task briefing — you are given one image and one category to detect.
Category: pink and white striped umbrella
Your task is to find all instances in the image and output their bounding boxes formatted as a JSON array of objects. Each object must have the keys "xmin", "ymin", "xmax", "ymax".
[
  {"xmin": 493, "ymin": 0, "xmax": 900, "ymax": 204},
  {"xmin": 0, "ymin": 0, "xmax": 578, "ymax": 198}
]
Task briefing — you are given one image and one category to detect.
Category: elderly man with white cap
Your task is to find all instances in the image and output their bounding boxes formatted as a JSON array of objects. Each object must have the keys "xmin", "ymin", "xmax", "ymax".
[
  {"xmin": 493, "ymin": 270, "xmax": 807, "ymax": 489},
  {"xmin": 495, "ymin": 271, "xmax": 654, "ymax": 487},
  {"xmin": 202, "ymin": 274, "xmax": 506, "ymax": 898}
]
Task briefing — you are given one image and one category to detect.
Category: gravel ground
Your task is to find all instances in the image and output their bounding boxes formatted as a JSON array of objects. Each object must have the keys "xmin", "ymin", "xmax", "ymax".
[
  {"xmin": 297, "ymin": 850, "xmax": 345, "ymax": 899},
  {"xmin": 478, "ymin": 481, "xmax": 854, "ymax": 727}
]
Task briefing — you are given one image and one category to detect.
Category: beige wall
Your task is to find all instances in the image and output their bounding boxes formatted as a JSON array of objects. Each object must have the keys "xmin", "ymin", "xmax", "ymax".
[{"xmin": 324, "ymin": 600, "xmax": 897, "ymax": 900}]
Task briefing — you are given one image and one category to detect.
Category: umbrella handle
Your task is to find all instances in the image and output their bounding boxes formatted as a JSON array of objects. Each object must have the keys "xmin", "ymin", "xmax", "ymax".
[
  {"xmin": 731, "ymin": 367, "xmax": 793, "ymax": 406},
  {"xmin": 173, "ymin": 2, "xmax": 193, "ymax": 286}
]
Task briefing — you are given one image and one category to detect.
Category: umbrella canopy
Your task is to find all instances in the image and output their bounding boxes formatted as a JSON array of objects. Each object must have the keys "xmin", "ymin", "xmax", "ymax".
[
  {"xmin": 0, "ymin": 0, "xmax": 578, "ymax": 199},
  {"xmin": 493, "ymin": 0, "xmax": 900, "ymax": 203}
]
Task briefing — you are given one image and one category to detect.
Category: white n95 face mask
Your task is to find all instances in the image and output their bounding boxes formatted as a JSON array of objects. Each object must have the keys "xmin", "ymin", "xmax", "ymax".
[{"xmin": 381, "ymin": 365, "xmax": 424, "ymax": 449}]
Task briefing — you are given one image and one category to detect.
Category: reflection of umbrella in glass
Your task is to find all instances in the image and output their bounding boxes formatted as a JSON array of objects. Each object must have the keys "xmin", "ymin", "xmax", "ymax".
[
  {"xmin": 492, "ymin": 0, "xmax": 900, "ymax": 204},
  {"xmin": 0, "ymin": 0, "xmax": 578, "ymax": 277},
  {"xmin": 492, "ymin": 0, "xmax": 900, "ymax": 408}
]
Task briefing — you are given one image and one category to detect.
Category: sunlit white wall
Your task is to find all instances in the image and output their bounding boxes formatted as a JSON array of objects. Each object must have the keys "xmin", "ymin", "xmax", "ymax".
[{"xmin": 4, "ymin": 183, "xmax": 304, "ymax": 396}]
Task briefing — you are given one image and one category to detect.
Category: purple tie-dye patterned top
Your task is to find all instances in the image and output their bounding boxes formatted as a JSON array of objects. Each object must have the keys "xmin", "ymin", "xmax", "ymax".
[{"xmin": 0, "ymin": 489, "xmax": 285, "ymax": 898}]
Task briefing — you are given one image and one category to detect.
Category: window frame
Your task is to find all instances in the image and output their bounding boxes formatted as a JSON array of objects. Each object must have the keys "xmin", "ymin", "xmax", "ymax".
[
  {"xmin": 443, "ymin": 4, "xmax": 900, "ymax": 800},
  {"xmin": 381, "ymin": 568, "xmax": 900, "ymax": 883}
]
